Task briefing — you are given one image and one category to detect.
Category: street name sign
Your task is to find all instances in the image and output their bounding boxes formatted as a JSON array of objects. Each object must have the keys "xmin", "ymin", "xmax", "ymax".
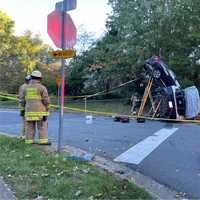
[
  {"xmin": 50, "ymin": 49, "xmax": 76, "ymax": 58},
  {"xmin": 48, "ymin": 0, "xmax": 77, "ymax": 152},
  {"xmin": 55, "ymin": 0, "xmax": 77, "ymax": 11}
]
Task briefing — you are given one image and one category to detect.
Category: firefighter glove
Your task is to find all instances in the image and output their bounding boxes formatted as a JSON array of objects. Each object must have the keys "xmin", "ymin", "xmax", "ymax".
[
  {"xmin": 20, "ymin": 110, "xmax": 25, "ymax": 117},
  {"xmin": 43, "ymin": 116, "xmax": 48, "ymax": 121}
]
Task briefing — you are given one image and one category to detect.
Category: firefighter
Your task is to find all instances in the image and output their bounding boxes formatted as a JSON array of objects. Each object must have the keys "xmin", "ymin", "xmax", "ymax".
[
  {"xmin": 18, "ymin": 75, "xmax": 31, "ymax": 138},
  {"xmin": 22, "ymin": 70, "xmax": 51, "ymax": 145}
]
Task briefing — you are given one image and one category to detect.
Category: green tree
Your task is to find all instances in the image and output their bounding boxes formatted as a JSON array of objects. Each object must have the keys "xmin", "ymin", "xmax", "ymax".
[
  {"xmin": 78, "ymin": 0, "xmax": 200, "ymax": 95},
  {"xmin": 0, "ymin": 11, "xmax": 54, "ymax": 94},
  {"xmin": 106, "ymin": 0, "xmax": 200, "ymax": 88}
]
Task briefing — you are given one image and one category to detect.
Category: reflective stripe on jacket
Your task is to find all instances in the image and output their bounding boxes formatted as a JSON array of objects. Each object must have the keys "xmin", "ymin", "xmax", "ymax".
[
  {"xmin": 25, "ymin": 112, "xmax": 49, "ymax": 121},
  {"xmin": 25, "ymin": 88, "xmax": 41, "ymax": 100},
  {"xmin": 24, "ymin": 79, "xmax": 50, "ymax": 121}
]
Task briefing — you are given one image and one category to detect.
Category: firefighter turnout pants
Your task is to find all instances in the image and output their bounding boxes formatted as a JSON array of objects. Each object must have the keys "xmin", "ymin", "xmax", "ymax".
[
  {"xmin": 25, "ymin": 120, "xmax": 48, "ymax": 144},
  {"xmin": 21, "ymin": 116, "xmax": 25, "ymax": 137}
]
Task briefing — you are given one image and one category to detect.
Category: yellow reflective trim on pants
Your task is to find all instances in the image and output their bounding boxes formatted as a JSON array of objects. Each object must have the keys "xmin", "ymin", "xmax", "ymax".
[
  {"xmin": 39, "ymin": 139, "xmax": 48, "ymax": 144},
  {"xmin": 25, "ymin": 139, "xmax": 34, "ymax": 144}
]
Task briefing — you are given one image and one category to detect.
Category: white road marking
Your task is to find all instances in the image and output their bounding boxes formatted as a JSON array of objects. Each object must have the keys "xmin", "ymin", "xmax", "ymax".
[
  {"xmin": 0, "ymin": 110, "xmax": 18, "ymax": 113},
  {"xmin": 114, "ymin": 128, "xmax": 178, "ymax": 165}
]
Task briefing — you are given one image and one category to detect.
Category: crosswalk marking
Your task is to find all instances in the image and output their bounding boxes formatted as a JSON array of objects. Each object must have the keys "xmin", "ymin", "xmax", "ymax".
[{"xmin": 114, "ymin": 128, "xmax": 178, "ymax": 165}]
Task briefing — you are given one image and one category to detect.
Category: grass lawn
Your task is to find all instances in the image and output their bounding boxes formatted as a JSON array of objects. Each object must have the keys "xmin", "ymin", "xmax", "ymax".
[
  {"xmin": 0, "ymin": 99, "xmax": 18, "ymax": 109},
  {"xmin": 0, "ymin": 97, "xmax": 132, "ymax": 115},
  {"xmin": 0, "ymin": 136, "xmax": 151, "ymax": 199},
  {"xmin": 51, "ymin": 97, "xmax": 132, "ymax": 114}
]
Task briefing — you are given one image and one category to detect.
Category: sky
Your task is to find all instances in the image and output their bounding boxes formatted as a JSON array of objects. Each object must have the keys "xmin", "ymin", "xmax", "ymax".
[{"xmin": 0, "ymin": 0, "xmax": 111, "ymax": 48}]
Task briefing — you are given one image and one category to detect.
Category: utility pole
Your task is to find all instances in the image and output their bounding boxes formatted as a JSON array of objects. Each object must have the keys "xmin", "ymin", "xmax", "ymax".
[
  {"xmin": 47, "ymin": 0, "xmax": 77, "ymax": 152},
  {"xmin": 58, "ymin": 0, "xmax": 67, "ymax": 152}
]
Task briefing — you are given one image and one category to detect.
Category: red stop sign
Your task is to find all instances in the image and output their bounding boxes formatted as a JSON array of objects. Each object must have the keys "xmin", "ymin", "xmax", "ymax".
[{"xmin": 47, "ymin": 10, "xmax": 77, "ymax": 49}]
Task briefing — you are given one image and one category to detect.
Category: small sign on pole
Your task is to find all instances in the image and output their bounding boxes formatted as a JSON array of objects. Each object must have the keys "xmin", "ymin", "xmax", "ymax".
[
  {"xmin": 55, "ymin": 0, "xmax": 77, "ymax": 11},
  {"xmin": 50, "ymin": 49, "xmax": 76, "ymax": 59},
  {"xmin": 56, "ymin": 76, "xmax": 62, "ymax": 87},
  {"xmin": 48, "ymin": 0, "xmax": 77, "ymax": 153}
]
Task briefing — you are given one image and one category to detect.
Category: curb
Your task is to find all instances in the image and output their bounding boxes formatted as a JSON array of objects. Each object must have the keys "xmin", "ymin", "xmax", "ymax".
[
  {"xmin": 0, "ymin": 177, "xmax": 16, "ymax": 200},
  {"xmin": 62, "ymin": 145, "xmax": 179, "ymax": 200},
  {"xmin": 0, "ymin": 133, "xmax": 17, "ymax": 200},
  {"xmin": 0, "ymin": 132, "xmax": 181, "ymax": 200}
]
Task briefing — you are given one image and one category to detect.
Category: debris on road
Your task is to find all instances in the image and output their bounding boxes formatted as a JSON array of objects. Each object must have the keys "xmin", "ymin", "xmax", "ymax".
[
  {"xmin": 175, "ymin": 192, "xmax": 187, "ymax": 199},
  {"xmin": 113, "ymin": 115, "xmax": 130, "ymax": 123},
  {"xmin": 67, "ymin": 152, "xmax": 95, "ymax": 162},
  {"xmin": 86, "ymin": 115, "xmax": 93, "ymax": 124}
]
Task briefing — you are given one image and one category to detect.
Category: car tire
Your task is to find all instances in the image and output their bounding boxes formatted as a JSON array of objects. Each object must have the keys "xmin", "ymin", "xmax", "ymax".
[{"xmin": 153, "ymin": 69, "xmax": 161, "ymax": 79}]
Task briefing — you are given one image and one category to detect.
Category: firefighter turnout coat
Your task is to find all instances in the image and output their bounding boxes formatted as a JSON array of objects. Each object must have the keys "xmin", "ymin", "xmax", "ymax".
[
  {"xmin": 18, "ymin": 82, "xmax": 28, "ymax": 137},
  {"xmin": 18, "ymin": 83, "xmax": 28, "ymax": 109},
  {"xmin": 24, "ymin": 79, "xmax": 50, "ymax": 121},
  {"xmin": 19, "ymin": 79, "xmax": 50, "ymax": 144}
]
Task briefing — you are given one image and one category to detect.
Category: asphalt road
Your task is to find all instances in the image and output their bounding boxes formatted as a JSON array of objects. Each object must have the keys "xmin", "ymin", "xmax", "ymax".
[
  {"xmin": 0, "ymin": 178, "xmax": 15, "ymax": 200},
  {"xmin": 0, "ymin": 108, "xmax": 200, "ymax": 198}
]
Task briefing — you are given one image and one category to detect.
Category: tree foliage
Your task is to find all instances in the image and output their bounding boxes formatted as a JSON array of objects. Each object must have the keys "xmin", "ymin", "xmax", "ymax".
[
  {"xmin": 68, "ymin": 0, "xmax": 200, "ymax": 96},
  {"xmin": 0, "ymin": 11, "xmax": 55, "ymax": 94},
  {"xmin": 1, "ymin": 1, "xmax": 200, "ymax": 97}
]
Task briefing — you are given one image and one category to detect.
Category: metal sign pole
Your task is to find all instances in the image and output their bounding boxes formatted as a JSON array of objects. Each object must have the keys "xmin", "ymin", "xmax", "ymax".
[{"xmin": 58, "ymin": 0, "xmax": 67, "ymax": 152}]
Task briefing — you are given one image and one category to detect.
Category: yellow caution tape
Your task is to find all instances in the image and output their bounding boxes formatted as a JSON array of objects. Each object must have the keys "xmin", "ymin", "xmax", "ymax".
[
  {"xmin": 65, "ymin": 95, "xmax": 87, "ymax": 99},
  {"xmin": 0, "ymin": 95, "xmax": 18, "ymax": 101},
  {"xmin": 0, "ymin": 78, "xmax": 137, "ymax": 100},
  {"xmin": 86, "ymin": 79, "xmax": 138, "ymax": 98},
  {"xmin": 53, "ymin": 79, "xmax": 138, "ymax": 99},
  {"xmin": 0, "ymin": 92, "xmax": 18, "ymax": 97},
  {"xmin": 1, "ymin": 93, "xmax": 200, "ymax": 124}
]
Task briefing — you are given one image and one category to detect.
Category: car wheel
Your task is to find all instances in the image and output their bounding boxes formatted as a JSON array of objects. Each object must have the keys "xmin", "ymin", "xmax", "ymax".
[{"xmin": 153, "ymin": 69, "xmax": 161, "ymax": 78}]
